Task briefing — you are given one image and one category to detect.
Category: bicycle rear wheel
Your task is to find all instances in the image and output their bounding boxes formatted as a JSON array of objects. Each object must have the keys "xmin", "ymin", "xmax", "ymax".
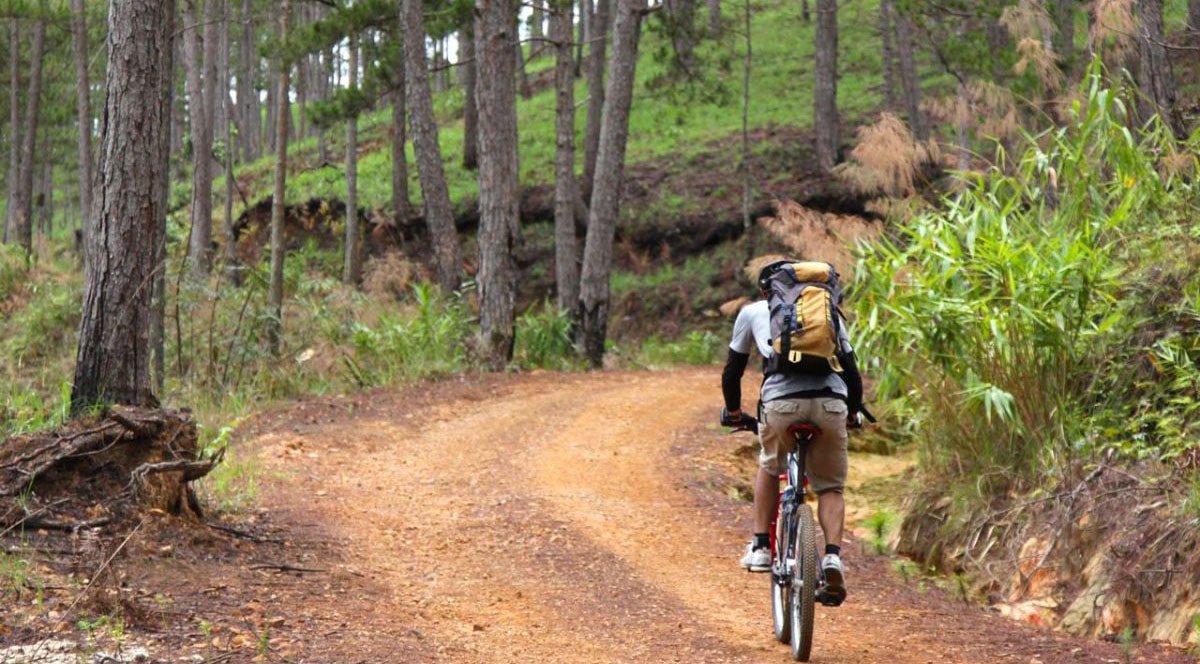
[
  {"xmin": 771, "ymin": 509, "xmax": 791, "ymax": 643},
  {"xmin": 789, "ymin": 504, "xmax": 817, "ymax": 661}
]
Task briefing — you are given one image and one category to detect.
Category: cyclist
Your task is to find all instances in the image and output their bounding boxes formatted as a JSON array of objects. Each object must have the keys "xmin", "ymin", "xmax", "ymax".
[{"xmin": 719, "ymin": 257, "xmax": 865, "ymax": 606}]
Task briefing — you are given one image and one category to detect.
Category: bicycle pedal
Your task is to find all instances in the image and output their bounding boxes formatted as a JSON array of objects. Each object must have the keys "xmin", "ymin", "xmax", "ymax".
[{"xmin": 818, "ymin": 587, "xmax": 846, "ymax": 607}]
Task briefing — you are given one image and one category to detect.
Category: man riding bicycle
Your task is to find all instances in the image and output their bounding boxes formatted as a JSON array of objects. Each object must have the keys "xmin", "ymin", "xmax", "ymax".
[{"xmin": 719, "ymin": 257, "xmax": 866, "ymax": 606}]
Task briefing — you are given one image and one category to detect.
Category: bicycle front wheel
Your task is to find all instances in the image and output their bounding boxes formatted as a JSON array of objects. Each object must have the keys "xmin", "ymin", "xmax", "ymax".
[{"xmin": 789, "ymin": 504, "xmax": 817, "ymax": 661}]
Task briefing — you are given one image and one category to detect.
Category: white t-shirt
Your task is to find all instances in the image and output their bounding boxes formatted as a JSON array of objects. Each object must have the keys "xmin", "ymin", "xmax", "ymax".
[{"xmin": 729, "ymin": 300, "xmax": 852, "ymax": 403}]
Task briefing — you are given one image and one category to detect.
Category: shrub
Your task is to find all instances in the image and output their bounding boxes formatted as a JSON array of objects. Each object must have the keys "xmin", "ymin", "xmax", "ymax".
[{"xmin": 853, "ymin": 62, "xmax": 1199, "ymax": 488}]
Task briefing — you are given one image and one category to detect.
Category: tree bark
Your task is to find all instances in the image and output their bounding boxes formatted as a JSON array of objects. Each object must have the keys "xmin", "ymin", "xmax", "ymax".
[
  {"xmin": 153, "ymin": 4, "xmax": 178, "ymax": 394},
  {"xmin": 476, "ymin": 0, "xmax": 521, "ymax": 368},
  {"xmin": 5, "ymin": 18, "xmax": 20, "ymax": 244},
  {"xmin": 553, "ymin": 0, "xmax": 580, "ymax": 312},
  {"xmin": 71, "ymin": 0, "xmax": 94, "ymax": 252},
  {"xmin": 238, "ymin": 0, "xmax": 260, "ymax": 163},
  {"xmin": 1135, "ymin": 0, "xmax": 1184, "ymax": 139},
  {"xmin": 402, "ymin": 0, "xmax": 462, "ymax": 293},
  {"xmin": 1190, "ymin": 0, "xmax": 1200, "ymax": 33},
  {"xmin": 1052, "ymin": 0, "xmax": 1074, "ymax": 70},
  {"xmin": 576, "ymin": 0, "xmax": 642, "ymax": 367},
  {"xmin": 461, "ymin": 22, "xmax": 479, "ymax": 170},
  {"xmin": 73, "ymin": 0, "xmax": 177, "ymax": 413},
  {"xmin": 707, "ymin": 0, "xmax": 720, "ymax": 37},
  {"xmin": 344, "ymin": 32, "xmax": 362, "ymax": 285},
  {"xmin": 581, "ymin": 0, "xmax": 610, "ymax": 203},
  {"xmin": 576, "ymin": 0, "xmax": 589, "ymax": 77},
  {"xmin": 392, "ymin": 21, "xmax": 412, "ymax": 225},
  {"xmin": 267, "ymin": 0, "xmax": 291, "ymax": 357},
  {"xmin": 10, "ymin": 14, "xmax": 46, "ymax": 259},
  {"xmin": 185, "ymin": 0, "xmax": 217, "ymax": 277},
  {"xmin": 666, "ymin": 0, "xmax": 696, "ymax": 73},
  {"xmin": 813, "ymin": 0, "xmax": 838, "ymax": 172},
  {"xmin": 893, "ymin": 9, "xmax": 926, "ymax": 141},
  {"xmin": 515, "ymin": 13, "xmax": 532, "ymax": 99}
]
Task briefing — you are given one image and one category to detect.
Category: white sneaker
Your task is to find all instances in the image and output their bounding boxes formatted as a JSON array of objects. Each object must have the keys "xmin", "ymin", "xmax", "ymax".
[
  {"xmin": 820, "ymin": 553, "xmax": 847, "ymax": 606},
  {"xmin": 740, "ymin": 542, "xmax": 771, "ymax": 572}
]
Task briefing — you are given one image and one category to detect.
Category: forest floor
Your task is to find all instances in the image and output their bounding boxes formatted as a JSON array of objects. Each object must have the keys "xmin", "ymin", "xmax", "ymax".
[{"xmin": 5, "ymin": 368, "xmax": 1197, "ymax": 663}]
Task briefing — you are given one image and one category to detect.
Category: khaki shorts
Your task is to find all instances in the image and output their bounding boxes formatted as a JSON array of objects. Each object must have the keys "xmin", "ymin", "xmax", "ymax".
[{"xmin": 758, "ymin": 397, "xmax": 848, "ymax": 494}]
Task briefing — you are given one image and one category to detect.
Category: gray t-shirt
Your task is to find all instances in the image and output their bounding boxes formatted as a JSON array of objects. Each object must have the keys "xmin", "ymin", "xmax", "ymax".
[{"xmin": 728, "ymin": 299, "xmax": 852, "ymax": 403}]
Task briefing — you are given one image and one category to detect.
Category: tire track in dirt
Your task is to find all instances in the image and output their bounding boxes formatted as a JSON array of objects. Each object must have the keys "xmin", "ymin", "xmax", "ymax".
[{"xmin": 250, "ymin": 369, "xmax": 1197, "ymax": 663}]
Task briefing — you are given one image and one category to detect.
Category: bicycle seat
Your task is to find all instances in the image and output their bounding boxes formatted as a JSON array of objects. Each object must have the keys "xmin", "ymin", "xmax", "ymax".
[{"xmin": 786, "ymin": 423, "xmax": 821, "ymax": 441}]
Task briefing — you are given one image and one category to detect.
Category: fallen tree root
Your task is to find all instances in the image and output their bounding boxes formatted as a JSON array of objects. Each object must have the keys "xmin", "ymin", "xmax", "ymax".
[{"xmin": 0, "ymin": 406, "xmax": 218, "ymax": 525}]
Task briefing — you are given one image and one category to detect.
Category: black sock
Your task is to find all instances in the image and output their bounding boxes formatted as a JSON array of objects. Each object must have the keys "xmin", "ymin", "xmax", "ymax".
[
  {"xmin": 754, "ymin": 533, "xmax": 770, "ymax": 550},
  {"xmin": 825, "ymin": 544, "xmax": 841, "ymax": 556}
]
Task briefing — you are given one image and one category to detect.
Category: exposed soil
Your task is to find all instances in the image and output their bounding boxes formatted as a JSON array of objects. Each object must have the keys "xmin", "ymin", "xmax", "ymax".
[{"xmin": 6, "ymin": 369, "xmax": 1197, "ymax": 663}]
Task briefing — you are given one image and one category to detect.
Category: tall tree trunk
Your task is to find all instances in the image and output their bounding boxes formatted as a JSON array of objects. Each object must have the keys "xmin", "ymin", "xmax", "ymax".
[
  {"xmin": 344, "ymin": 33, "xmax": 362, "ymax": 285},
  {"xmin": 403, "ymin": 0, "xmax": 462, "ymax": 293},
  {"xmin": 73, "ymin": 0, "xmax": 177, "ymax": 412},
  {"xmin": 879, "ymin": 0, "xmax": 896, "ymax": 109},
  {"xmin": 476, "ymin": 0, "xmax": 521, "ymax": 367},
  {"xmin": 813, "ymin": 0, "xmax": 838, "ymax": 171},
  {"xmin": 267, "ymin": 0, "xmax": 291, "ymax": 357},
  {"xmin": 552, "ymin": 0, "xmax": 580, "ymax": 312},
  {"xmin": 894, "ymin": 10, "xmax": 926, "ymax": 141},
  {"xmin": 575, "ymin": 0, "xmax": 589, "ymax": 77},
  {"xmin": 1052, "ymin": 0, "xmax": 1074, "ymax": 71},
  {"xmin": 576, "ymin": 0, "xmax": 642, "ymax": 367},
  {"xmin": 707, "ymin": 0, "xmax": 720, "ymax": 37},
  {"xmin": 530, "ymin": 0, "xmax": 546, "ymax": 59},
  {"xmin": 581, "ymin": 0, "xmax": 610, "ymax": 202},
  {"xmin": 1190, "ymin": 0, "xmax": 1200, "ymax": 33},
  {"xmin": 238, "ymin": 0, "xmax": 260, "ymax": 163},
  {"xmin": 222, "ymin": 0, "xmax": 237, "ymax": 271},
  {"xmin": 461, "ymin": 23, "xmax": 479, "ymax": 170},
  {"xmin": 5, "ymin": 18, "xmax": 20, "ymax": 244},
  {"xmin": 71, "ymin": 0, "xmax": 94, "ymax": 247},
  {"xmin": 666, "ymin": 0, "xmax": 696, "ymax": 73},
  {"xmin": 185, "ymin": 0, "xmax": 217, "ymax": 277},
  {"xmin": 1135, "ymin": 0, "xmax": 1184, "ymax": 139},
  {"xmin": 515, "ymin": 13, "xmax": 532, "ymax": 99},
  {"xmin": 392, "ymin": 22, "xmax": 412, "ymax": 225},
  {"xmin": 11, "ymin": 14, "xmax": 46, "ymax": 260},
  {"xmin": 741, "ymin": 0, "xmax": 752, "ymax": 230},
  {"xmin": 153, "ymin": 17, "xmax": 178, "ymax": 392}
]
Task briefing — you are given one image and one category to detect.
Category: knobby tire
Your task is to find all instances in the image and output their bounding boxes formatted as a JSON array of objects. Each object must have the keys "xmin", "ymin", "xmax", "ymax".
[{"xmin": 790, "ymin": 504, "xmax": 817, "ymax": 661}]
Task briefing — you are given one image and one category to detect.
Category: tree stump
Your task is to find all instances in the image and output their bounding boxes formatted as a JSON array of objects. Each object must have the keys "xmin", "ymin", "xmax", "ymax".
[{"xmin": 0, "ymin": 406, "xmax": 218, "ymax": 529}]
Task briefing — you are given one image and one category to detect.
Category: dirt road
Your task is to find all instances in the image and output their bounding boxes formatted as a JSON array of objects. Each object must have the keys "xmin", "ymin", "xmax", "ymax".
[{"xmin": 226, "ymin": 368, "xmax": 1194, "ymax": 663}]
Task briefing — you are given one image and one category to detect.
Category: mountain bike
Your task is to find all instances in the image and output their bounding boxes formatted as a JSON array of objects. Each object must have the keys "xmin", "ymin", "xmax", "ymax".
[{"xmin": 728, "ymin": 417, "xmax": 837, "ymax": 662}]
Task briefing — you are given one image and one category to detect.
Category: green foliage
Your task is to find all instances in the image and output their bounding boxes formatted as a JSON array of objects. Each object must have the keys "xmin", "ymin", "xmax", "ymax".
[
  {"xmin": 514, "ymin": 303, "xmax": 579, "ymax": 371},
  {"xmin": 343, "ymin": 283, "xmax": 472, "ymax": 386},
  {"xmin": 0, "ymin": 245, "xmax": 27, "ymax": 303},
  {"xmin": 853, "ymin": 62, "xmax": 1200, "ymax": 487},
  {"xmin": 635, "ymin": 331, "xmax": 722, "ymax": 367},
  {"xmin": 862, "ymin": 510, "xmax": 897, "ymax": 555}
]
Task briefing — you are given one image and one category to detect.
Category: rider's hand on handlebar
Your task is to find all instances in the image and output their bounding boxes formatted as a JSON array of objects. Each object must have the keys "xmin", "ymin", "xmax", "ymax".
[
  {"xmin": 846, "ymin": 411, "xmax": 864, "ymax": 430},
  {"xmin": 721, "ymin": 407, "xmax": 757, "ymax": 432}
]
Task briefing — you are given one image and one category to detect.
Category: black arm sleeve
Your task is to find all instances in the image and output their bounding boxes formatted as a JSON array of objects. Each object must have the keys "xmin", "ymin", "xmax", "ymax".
[
  {"xmin": 840, "ymin": 350, "xmax": 864, "ymax": 415},
  {"xmin": 721, "ymin": 349, "xmax": 750, "ymax": 412}
]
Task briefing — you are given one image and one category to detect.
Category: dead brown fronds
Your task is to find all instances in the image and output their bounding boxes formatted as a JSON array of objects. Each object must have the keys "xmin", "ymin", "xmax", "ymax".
[
  {"xmin": 743, "ymin": 253, "xmax": 790, "ymax": 287},
  {"xmin": 756, "ymin": 200, "xmax": 882, "ymax": 281},
  {"xmin": 999, "ymin": 0, "xmax": 1065, "ymax": 94},
  {"xmin": 719, "ymin": 296, "xmax": 752, "ymax": 318},
  {"xmin": 925, "ymin": 81, "xmax": 1020, "ymax": 155},
  {"xmin": 1089, "ymin": 0, "xmax": 1137, "ymax": 64},
  {"xmin": 362, "ymin": 251, "xmax": 415, "ymax": 301},
  {"xmin": 833, "ymin": 113, "xmax": 941, "ymax": 197}
]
